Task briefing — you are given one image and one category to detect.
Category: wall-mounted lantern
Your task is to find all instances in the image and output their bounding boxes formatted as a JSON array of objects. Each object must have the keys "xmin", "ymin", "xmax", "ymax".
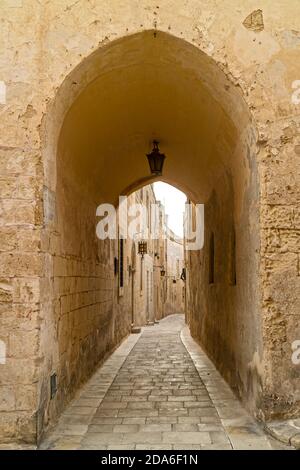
[
  {"xmin": 154, "ymin": 264, "xmax": 165, "ymax": 277},
  {"xmin": 146, "ymin": 140, "xmax": 166, "ymax": 176},
  {"xmin": 138, "ymin": 241, "xmax": 147, "ymax": 259}
]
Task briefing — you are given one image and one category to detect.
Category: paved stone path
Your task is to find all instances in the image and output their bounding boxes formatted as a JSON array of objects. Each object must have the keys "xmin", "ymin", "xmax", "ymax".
[{"xmin": 40, "ymin": 315, "xmax": 284, "ymax": 450}]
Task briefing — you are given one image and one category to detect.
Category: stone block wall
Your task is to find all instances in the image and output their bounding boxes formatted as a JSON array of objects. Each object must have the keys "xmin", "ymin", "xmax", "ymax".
[{"xmin": 0, "ymin": 0, "xmax": 299, "ymax": 443}]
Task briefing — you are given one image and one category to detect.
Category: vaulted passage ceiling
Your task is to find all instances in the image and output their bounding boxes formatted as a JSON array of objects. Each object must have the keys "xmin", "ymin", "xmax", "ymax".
[{"xmin": 58, "ymin": 31, "xmax": 251, "ymax": 204}]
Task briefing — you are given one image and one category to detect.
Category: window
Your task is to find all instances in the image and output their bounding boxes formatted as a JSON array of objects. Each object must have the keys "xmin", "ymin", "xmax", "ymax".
[
  {"xmin": 209, "ymin": 232, "xmax": 215, "ymax": 284},
  {"xmin": 230, "ymin": 227, "xmax": 237, "ymax": 286},
  {"xmin": 140, "ymin": 256, "xmax": 143, "ymax": 292},
  {"xmin": 119, "ymin": 238, "xmax": 124, "ymax": 288},
  {"xmin": 146, "ymin": 193, "xmax": 150, "ymax": 233},
  {"xmin": 150, "ymin": 271, "xmax": 153, "ymax": 301},
  {"xmin": 192, "ymin": 203, "xmax": 196, "ymax": 233}
]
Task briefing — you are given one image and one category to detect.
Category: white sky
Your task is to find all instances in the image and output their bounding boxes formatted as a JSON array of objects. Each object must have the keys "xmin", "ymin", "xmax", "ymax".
[{"xmin": 153, "ymin": 182, "xmax": 187, "ymax": 237}]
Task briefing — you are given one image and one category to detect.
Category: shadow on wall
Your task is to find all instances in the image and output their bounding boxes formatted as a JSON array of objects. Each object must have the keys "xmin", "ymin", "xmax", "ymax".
[{"xmin": 38, "ymin": 29, "xmax": 260, "ymax": 442}]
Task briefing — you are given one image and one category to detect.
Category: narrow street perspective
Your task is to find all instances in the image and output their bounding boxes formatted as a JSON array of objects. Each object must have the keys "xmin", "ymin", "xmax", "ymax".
[
  {"xmin": 1, "ymin": 0, "xmax": 300, "ymax": 456},
  {"xmin": 40, "ymin": 315, "xmax": 277, "ymax": 450}
]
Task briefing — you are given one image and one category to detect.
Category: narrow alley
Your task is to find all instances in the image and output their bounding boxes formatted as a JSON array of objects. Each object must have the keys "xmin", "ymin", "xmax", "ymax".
[
  {"xmin": 1, "ymin": 4, "xmax": 300, "ymax": 452},
  {"xmin": 40, "ymin": 315, "xmax": 278, "ymax": 450}
]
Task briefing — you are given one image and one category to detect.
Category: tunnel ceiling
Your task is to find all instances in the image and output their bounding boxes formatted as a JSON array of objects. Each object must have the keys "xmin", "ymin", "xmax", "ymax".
[{"xmin": 58, "ymin": 31, "xmax": 251, "ymax": 204}]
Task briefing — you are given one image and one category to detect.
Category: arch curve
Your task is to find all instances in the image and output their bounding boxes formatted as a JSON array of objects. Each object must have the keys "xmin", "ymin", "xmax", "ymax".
[
  {"xmin": 41, "ymin": 29, "xmax": 262, "ymax": 425},
  {"xmin": 43, "ymin": 29, "xmax": 258, "ymax": 208}
]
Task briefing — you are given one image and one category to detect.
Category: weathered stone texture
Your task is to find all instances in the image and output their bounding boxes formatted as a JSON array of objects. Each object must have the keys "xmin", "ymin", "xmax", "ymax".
[{"xmin": 0, "ymin": 0, "xmax": 299, "ymax": 443}]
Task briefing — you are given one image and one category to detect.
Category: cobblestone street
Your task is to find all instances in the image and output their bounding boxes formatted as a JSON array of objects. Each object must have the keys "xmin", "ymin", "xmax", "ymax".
[
  {"xmin": 1, "ymin": 1, "xmax": 299, "ymax": 452},
  {"xmin": 38, "ymin": 315, "xmax": 282, "ymax": 450}
]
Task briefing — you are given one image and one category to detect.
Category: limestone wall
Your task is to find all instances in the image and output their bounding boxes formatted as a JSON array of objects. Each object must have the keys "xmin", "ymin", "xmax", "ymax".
[
  {"xmin": 38, "ymin": 164, "xmax": 130, "ymax": 439},
  {"xmin": 186, "ymin": 126, "xmax": 261, "ymax": 416},
  {"xmin": 164, "ymin": 235, "xmax": 185, "ymax": 316},
  {"xmin": 0, "ymin": 0, "xmax": 299, "ymax": 443}
]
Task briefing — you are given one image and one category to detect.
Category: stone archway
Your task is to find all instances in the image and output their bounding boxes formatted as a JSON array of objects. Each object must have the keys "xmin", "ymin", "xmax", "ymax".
[
  {"xmin": 39, "ymin": 29, "xmax": 262, "ymax": 436},
  {"xmin": 1, "ymin": 2, "xmax": 299, "ymax": 445}
]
